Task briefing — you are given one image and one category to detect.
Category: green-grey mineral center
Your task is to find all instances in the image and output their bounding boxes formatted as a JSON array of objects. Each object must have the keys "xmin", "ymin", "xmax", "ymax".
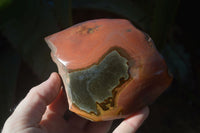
[{"xmin": 67, "ymin": 50, "xmax": 129, "ymax": 115}]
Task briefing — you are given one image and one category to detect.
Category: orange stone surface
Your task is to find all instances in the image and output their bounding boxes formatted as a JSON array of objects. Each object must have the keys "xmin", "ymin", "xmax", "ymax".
[{"xmin": 45, "ymin": 19, "xmax": 173, "ymax": 121}]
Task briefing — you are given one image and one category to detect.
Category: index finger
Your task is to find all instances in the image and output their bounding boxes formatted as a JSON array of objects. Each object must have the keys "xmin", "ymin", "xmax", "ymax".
[{"xmin": 113, "ymin": 107, "xmax": 149, "ymax": 133}]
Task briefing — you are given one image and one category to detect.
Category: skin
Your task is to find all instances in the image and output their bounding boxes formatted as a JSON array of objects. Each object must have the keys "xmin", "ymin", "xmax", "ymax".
[{"xmin": 2, "ymin": 72, "xmax": 149, "ymax": 133}]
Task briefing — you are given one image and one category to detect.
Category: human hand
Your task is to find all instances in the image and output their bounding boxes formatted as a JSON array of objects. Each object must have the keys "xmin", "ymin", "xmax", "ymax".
[{"xmin": 2, "ymin": 72, "xmax": 149, "ymax": 133}]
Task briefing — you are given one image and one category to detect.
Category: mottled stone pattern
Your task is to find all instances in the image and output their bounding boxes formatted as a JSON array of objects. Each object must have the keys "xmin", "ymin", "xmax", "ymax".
[{"xmin": 68, "ymin": 50, "xmax": 129, "ymax": 115}]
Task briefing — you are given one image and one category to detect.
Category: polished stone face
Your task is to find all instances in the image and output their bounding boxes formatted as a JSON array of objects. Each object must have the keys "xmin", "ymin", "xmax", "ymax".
[{"xmin": 68, "ymin": 50, "xmax": 129, "ymax": 115}]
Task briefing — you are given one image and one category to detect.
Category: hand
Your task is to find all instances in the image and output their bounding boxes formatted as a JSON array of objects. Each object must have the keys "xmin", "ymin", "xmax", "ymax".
[{"xmin": 2, "ymin": 72, "xmax": 149, "ymax": 133}]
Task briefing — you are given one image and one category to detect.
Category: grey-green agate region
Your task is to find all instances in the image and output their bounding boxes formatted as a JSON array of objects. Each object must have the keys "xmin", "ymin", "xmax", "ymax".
[{"xmin": 68, "ymin": 50, "xmax": 129, "ymax": 115}]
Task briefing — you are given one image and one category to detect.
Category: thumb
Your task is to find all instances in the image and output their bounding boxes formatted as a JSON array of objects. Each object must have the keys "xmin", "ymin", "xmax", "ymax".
[{"xmin": 9, "ymin": 72, "xmax": 62, "ymax": 126}]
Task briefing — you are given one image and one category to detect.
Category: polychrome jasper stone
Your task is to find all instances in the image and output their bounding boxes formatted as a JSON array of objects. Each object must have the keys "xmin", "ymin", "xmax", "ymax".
[{"xmin": 45, "ymin": 19, "xmax": 172, "ymax": 121}]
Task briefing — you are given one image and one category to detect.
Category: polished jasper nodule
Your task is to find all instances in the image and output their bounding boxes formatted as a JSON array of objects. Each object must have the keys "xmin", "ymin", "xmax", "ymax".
[
  {"xmin": 68, "ymin": 50, "xmax": 129, "ymax": 115},
  {"xmin": 45, "ymin": 19, "xmax": 173, "ymax": 121}
]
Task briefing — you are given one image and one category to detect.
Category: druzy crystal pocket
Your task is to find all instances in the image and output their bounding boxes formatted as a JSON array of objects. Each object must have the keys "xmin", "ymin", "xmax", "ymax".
[{"xmin": 45, "ymin": 19, "xmax": 172, "ymax": 121}]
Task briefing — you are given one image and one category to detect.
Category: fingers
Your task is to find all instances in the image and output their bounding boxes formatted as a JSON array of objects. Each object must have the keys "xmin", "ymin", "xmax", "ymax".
[
  {"xmin": 11, "ymin": 72, "xmax": 62, "ymax": 125},
  {"xmin": 47, "ymin": 88, "xmax": 68, "ymax": 115},
  {"xmin": 113, "ymin": 107, "xmax": 149, "ymax": 133}
]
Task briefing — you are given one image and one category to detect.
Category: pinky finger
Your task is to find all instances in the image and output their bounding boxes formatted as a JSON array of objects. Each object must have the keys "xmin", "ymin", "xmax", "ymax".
[{"xmin": 113, "ymin": 107, "xmax": 149, "ymax": 133}]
